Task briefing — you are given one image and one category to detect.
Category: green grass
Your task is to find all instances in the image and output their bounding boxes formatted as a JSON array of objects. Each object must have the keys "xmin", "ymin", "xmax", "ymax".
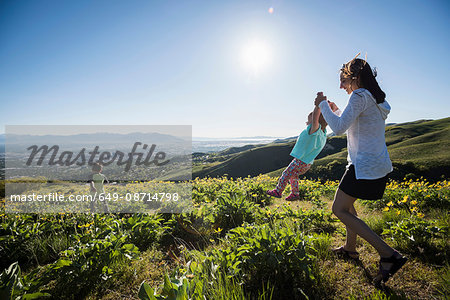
[{"xmin": 1, "ymin": 176, "xmax": 448, "ymax": 299}]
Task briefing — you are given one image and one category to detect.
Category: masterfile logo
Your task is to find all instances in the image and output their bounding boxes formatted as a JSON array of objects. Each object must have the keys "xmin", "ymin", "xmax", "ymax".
[{"xmin": 4, "ymin": 125, "xmax": 192, "ymax": 214}]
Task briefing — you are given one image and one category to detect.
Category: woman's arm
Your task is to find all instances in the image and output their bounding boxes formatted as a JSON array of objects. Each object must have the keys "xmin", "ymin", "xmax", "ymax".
[
  {"xmin": 327, "ymin": 101, "xmax": 340, "ymax": 113},
  {"xmin": 309, "ymin": 106, "xmax": 321, "ymax": 134},
  {"xmin": 318, "ymin": 92, "xmax": 366, "ymax": 135},
  {"xmin": 325, "ymin": 100, "xmax": 343, "ymax": 116}
]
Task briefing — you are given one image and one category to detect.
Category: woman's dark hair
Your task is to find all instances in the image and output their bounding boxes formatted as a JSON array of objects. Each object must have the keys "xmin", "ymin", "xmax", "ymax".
[{"xmin": 341, "ymin": 58, "xmax": 386, "ymax": 104}]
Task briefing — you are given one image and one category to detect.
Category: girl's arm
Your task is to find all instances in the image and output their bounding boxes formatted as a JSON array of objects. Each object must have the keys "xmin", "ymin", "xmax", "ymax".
[
  {"xmin": 90, "ymin": 181, "xmax": 96, "ymax": 192},
  {"xmin": 309, "ymin": 106, "xmax": 321, "ymax": 134},
  {"xmin": 318, "ymin": 92, "xmax": 366, "ymax": 135},
  {"xmin": 88, "ymin": 175, "xmax": 96, "ymax": 192}
]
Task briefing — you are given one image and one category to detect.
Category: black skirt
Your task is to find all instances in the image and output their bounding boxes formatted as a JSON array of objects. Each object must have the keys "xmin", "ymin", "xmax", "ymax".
[{"xmin": 338, "ymin": 164, "xmax": 389, "ymax": 200}]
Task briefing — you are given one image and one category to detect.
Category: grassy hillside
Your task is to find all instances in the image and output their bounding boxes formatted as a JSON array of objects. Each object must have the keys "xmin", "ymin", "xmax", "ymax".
[
  {"xmin": 385, "ymin": 118, "xmax": 449, "ymax": 146},
  {"xmin": 1, "ymin": 177, "xmax": 448, "ymax": 299},
  {"xmin": 193, "ymin": 117, "xmax": 450, "ymax": 181},
  {"xmin": 193, "ymin": 142, "xmax": 294, "ymax": 178}
]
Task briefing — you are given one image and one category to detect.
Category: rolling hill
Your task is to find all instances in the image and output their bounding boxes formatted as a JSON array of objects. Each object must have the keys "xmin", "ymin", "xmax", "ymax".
[{"xmin": 192, "ymin": 117, "xmax": 450, "ymax": 181}]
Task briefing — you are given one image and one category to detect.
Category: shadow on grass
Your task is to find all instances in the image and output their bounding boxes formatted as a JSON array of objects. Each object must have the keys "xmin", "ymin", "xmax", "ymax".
[{"xmin": 343, "ymin": 257, "xmax": 410, "ymax": 300}]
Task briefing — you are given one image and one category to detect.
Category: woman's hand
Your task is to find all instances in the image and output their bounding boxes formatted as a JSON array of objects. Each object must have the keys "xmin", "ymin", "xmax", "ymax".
[
  {"xmin": 328, "ymin": 100, "xmax": 339, "ymax": 112},
  {"xmin": 315, "ymin": 92, "xmax": 327, "ymax": 106}
]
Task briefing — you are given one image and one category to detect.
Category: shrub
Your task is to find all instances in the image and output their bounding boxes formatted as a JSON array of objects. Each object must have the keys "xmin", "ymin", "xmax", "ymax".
[
  {"xmin": 382, "ymin": 216, "xmax": 448, "ymax": 263},
  {"xmin": 181, "ymin": 220, "xmax": 327, "ymax": 299},
  {"xmin": 213, "ymin": 193, "xmax": 258, "ymax": 232}
]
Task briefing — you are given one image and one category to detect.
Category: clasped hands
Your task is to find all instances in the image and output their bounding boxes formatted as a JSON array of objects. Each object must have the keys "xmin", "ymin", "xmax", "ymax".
[{"xmin": 315, "ymin": 92, "xmax": 338, "ymax": 112}]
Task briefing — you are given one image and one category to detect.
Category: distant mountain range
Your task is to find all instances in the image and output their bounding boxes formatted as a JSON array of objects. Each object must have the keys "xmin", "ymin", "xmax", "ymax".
[
  {"xmin": 193, "ymin": 136, "xmax": 279, "ymax": 141},
  {"xmin": 3, "ymin": 132, "xmax": 185, "ymax": 145},
  {"xmin": 191, "ymin": 118, "xmax": 450, "ymax": 181}
]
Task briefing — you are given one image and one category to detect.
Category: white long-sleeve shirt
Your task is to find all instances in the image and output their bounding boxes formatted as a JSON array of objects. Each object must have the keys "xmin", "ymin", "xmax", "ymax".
[{"xmin": 319, "ymin": 88, "xmax": 393, "ymax": 179}]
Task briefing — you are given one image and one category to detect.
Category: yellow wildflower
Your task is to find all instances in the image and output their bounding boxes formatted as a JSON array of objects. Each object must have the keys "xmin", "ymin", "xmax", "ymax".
[
  {"xmin": 417, "ymin": 212, "xmax": 424, "ymax": 218},
  {"xmin": 411, "ymin": 200, "xmax": 418, "ymax": 205},
  {"xmin": 400, "ymin": 195, "xmax": 408, "ymax": 203},
  {"xmin": 387, "ymin": 201, "xmax": 394, "ymax": 207},
  {"xmin": 383, "ymin": 207, "xmax": 389, "ymax": 212}
]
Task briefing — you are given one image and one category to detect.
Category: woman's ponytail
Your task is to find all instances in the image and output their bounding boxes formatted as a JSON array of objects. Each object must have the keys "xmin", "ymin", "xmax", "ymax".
[{"xmin": 341, "ymin": 57, "xmax": 386, "ymax": 104}]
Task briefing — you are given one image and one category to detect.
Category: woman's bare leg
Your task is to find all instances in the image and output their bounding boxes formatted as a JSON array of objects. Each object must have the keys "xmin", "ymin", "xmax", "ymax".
[
  {"xmin": 332, "ymin": 188, "xmax": 394, "ymax": 257},
  {"xmin": 344, "ymin": 204, "xmax": 358, "ymax": 252}
]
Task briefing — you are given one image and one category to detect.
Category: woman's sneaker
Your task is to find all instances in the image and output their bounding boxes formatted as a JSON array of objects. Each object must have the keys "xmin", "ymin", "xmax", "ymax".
[
  {"xmin": 285, "ymin": 193, "xmax": 300, "ymax": 201},
  {"xmin": 267, "ymin": 189, "xmax": 282, "ymax": 198}
]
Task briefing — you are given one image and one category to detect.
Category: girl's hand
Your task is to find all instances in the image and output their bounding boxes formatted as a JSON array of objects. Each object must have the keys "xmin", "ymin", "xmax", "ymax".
[{"xmin": 315, "ymin": 92, "xmax": 327, "ymax": 106}]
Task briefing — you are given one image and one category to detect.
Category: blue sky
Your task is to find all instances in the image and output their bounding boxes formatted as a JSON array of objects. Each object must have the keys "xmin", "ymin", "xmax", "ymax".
[{"xmin": 1, "ymin": 0, "xmax": 449, "ymax": 138}]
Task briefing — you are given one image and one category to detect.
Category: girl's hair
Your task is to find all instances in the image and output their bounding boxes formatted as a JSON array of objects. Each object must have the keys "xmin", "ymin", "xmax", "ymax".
[
  {"xmin": 341, "ymin": 57, "xmax": 386, "ymax": 104},
  {"xmin": 92, "ymin": 162, "xmax": 103, "ymax": 172}
]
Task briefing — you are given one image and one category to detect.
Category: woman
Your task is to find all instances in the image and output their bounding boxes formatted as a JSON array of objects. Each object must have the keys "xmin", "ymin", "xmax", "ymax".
[{"xmin": 314, "ymin": 54, "xmax": 407, "ymax": 285}]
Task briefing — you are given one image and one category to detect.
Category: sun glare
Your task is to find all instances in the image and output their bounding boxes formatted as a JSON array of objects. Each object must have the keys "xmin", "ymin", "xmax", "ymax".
[{"xmin": 241, "ymin": 39, "xmax": 272, "ymax": 75}]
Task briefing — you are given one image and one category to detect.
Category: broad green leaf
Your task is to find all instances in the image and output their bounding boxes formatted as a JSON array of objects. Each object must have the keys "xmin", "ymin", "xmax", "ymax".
[{"xmin": 138, "ymin": 282, "xmax": 157, "ymax": 300}]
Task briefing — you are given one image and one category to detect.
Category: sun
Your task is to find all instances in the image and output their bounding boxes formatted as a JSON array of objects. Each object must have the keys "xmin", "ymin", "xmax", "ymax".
[{"xmin": 241, "ymin": 39, "xmax": 272, "ymax": 75}]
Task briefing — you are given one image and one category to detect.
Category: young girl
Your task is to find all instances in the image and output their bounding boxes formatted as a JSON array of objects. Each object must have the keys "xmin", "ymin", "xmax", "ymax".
[
  {"xmin": 88, "ymin": 162, "xmax": 110, "ymax": 213},
  {"xmin": 267, "ymin": 104, "xmax": 333, "ymax": 201}
]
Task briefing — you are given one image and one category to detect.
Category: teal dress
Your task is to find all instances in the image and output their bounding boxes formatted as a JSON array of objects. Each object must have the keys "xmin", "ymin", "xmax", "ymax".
[{"xmin": 290, "ymin": 124, "xmax": 327, "ymax": 164}]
